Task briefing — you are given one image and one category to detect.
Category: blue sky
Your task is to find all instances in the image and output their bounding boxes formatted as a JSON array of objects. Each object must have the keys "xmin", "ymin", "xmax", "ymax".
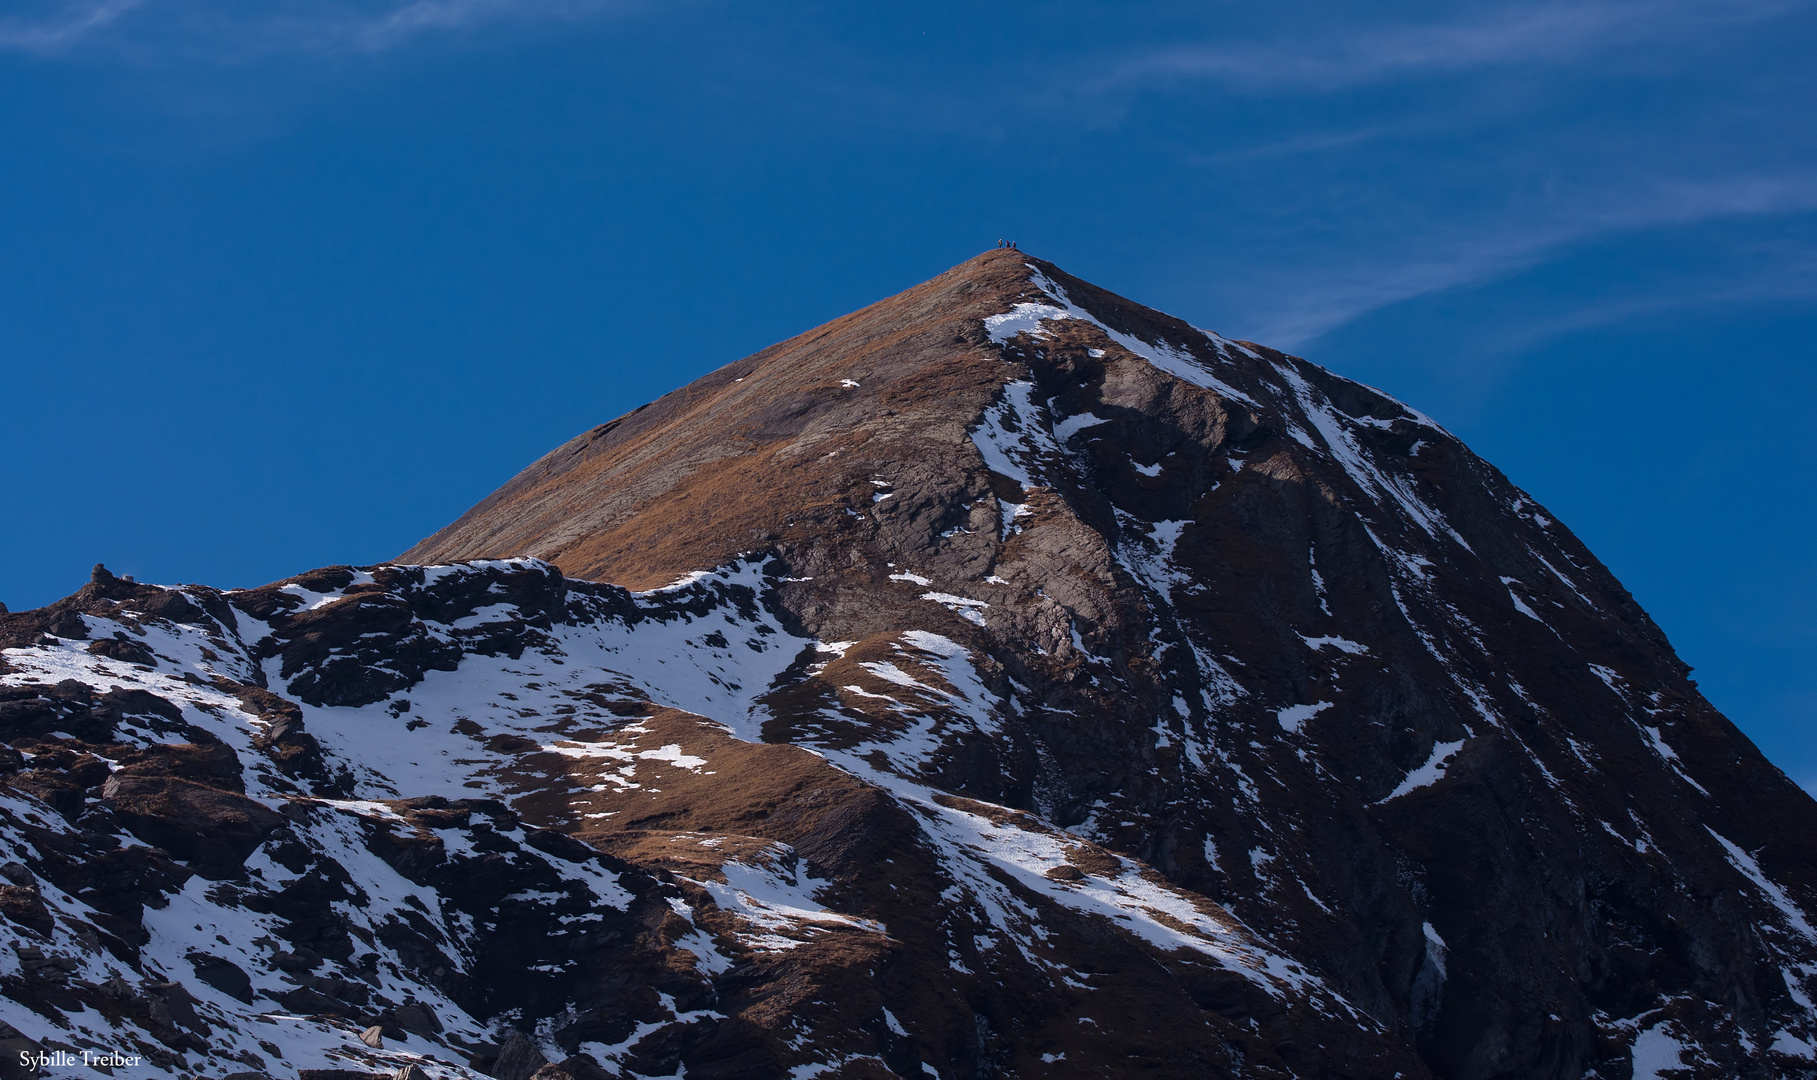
[{"xmin": 2, "ymin": 0, "xmax": 1813, "ymax": 788}]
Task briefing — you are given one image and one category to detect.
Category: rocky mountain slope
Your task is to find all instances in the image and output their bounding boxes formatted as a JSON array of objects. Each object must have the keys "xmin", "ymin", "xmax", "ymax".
[{"xmin": 4, "ymin": 249, "xmax": 1816, "ymax": 1080}]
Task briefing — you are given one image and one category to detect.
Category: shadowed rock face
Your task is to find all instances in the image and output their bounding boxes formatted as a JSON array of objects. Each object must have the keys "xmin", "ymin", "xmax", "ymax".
[{"xmin": 4, "ymin": 251, "xmax": 1816, "ymax": 1079}]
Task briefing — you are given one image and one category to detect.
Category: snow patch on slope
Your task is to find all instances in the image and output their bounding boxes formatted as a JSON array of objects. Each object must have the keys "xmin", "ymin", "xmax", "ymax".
[
  {"xmin": 691, "ymin": 848, "xmax": 884, "ymax": 951},
  {"xmin": 985, "ymin": 302, "xmax": 1075, "ymax": 344},
  {"xmin": 1380, "ymin": 740, "xmax": 1466, "ymax": 802},
  {"xmin": 1630, "ymin": 1021, "xmax": 1688, "ymax": 1080},
  {"xmin": 1276, "ymin": 701, "xmax": 1332, "ymax": 734}
]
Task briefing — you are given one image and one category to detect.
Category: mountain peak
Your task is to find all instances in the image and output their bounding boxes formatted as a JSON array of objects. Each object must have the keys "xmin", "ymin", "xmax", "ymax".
[
  {"xmin": 399, "ymin": 249, "xmax": 1817, "ymax": 1074},
  {"xmin": 4, "ymin": 253, "xmax": 1814, "ymax": 1079},
  {"xmin": 401, "ymin": 250, "xmax": 1265, "ymax": 591}
]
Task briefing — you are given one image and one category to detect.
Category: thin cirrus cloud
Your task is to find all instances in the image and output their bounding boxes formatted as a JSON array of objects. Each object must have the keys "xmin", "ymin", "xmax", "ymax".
[
  {"xmin": 1105, "ymin": 0, "xmax": 1798, "ymax": 92},
  {"xmin": 1084, "ymin": 0, "xmax": 1816, "ymax": 349},
  {"xmin": 1238, "ymin": 174, "xmax": 1817, "ymax": 349},
  {"xmin": 0, "ymin": 0, "xmax": 638, "ymax": 56},
  {"xmin": 0, "ymin": 0, "xmax": 141, "ymax": 52},
  {"xmin": 7, "ymin": 0, "xmax": 1808, "ymax": 358},
  {"xmin": 351, "ymin": 0, "xmax": 637, "ymax": 51}
]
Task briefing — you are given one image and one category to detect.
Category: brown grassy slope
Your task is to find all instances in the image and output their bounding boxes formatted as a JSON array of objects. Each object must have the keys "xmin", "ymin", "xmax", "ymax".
[{"xmin": 400, "ymin": 249, "xmax": 1040, "ymax": 588}]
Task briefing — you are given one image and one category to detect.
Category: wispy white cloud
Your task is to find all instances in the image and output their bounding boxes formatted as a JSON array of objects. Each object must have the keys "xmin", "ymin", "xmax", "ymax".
[
  {"xmin": 0, "ymin": 0, "xmax": 142, "ymax": 52},
  {"xmin": 1240, "ymin": 174, "xmax": 1817, "ymax": 347},
  {"xmin": 1109, "ymin": 0, "xmax": 1797, "ymax": 92},
  {"xmin": 356, "ymin": 0, "xmax": 519, "ymax": 48},
  {"xmin": 1495, "ymin": 261, "xmax": 1817, "ymax": 349},
  {"xmin": 351, "ymin": 0, "xmax": 624, "ymax": 52},
  {"xmin": 0, "ymin": 0, "xmax": 642, "ymax": 58},
  {"xmin": 1190, "ymin": 125, "xmax": 1392, "ymax": 164},
  {"xmin": 1101, "ymin": 1, "xmax": 1817, "ymax": 350}
]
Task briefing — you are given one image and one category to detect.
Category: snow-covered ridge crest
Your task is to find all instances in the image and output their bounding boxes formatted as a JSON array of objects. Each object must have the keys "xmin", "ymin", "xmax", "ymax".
[
  {"xmin": 993, "ymin": 265, "xmax": 1263, "ymax": 408},
  {"xmin": 980, "ymin": 260, "xmax": 1485, "ymax": 593},
  {"xmin": 985, "ymin": 262, "xmax": 1462, "ymax": 531}
]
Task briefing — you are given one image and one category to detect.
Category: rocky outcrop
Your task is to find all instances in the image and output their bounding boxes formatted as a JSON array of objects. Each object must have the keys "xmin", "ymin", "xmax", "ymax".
[{"xmin": 3, "ymin": 250, "xmax": 1815, "ymax": 1078}]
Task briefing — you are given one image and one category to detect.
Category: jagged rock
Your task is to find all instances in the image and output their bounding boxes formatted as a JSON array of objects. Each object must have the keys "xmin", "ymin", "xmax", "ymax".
[
  {"xmin": 391, "ymin": 1001, "xmax": 442, "ymax": 1036},
  {"xmin": 136, "ymin": 589, "xmax": 201, "ymax": 625},
  {"xmin": 141, "ymin": 980, "xmax": 209, "ymax": 1051},
  {"xmin": 101, "ymin": 774, "xmax": 283, "ymax": 878},
  {"xmin": 529, "ymin": 1055, "xmax": 616, "ymax": 1080},
  {"xmin": 0, "ymin": 1021, "xmax": 44, "ymax": 1080},
  {"xmin": 86, "ymin": 636, "xmax": 155, "ymax": 665},
  {"xmin": 186, "ymin": 952, "xmax": 253, "ymax": 1003},
  {"xmin": 46, "ymin": 610, "xmax": 87, "ymax": 641},
  {"xmin": 0, "ymin": 881, "xmax": 53, "ymax": 936},
  {"xmin": 493, "ymin": 1031, "xmax": 550, "ymax": 1080}
]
